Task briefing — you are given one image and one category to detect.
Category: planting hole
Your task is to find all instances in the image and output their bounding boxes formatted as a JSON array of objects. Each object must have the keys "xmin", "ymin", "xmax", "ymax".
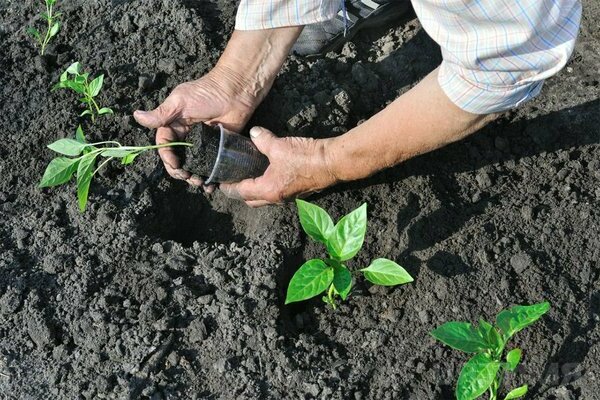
[{"xmin": 136, "ymin": 185, "xmax": 242, "ymax": 246}]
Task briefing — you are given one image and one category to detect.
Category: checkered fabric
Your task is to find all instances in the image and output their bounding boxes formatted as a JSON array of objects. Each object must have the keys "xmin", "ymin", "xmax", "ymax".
[{"xmin": 235, "ymin": 0, "xmax": 582, "ymax": 114}]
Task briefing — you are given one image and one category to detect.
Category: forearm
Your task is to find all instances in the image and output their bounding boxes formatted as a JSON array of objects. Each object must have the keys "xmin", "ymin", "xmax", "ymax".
[
  {"xmin": 324, "ymin": 67, "xmax": 498, "ymax": 182},
  {"xmin": 215, "ymin": 28, "xmax": 303, "ymax": 107}
]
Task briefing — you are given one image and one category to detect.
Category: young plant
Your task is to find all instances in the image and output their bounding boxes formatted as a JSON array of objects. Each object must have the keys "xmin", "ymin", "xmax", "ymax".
[
  {"xmin": 431, "ymin": 302, "xmax": 551, "ymax": 400},
  {"xmin": 27, "ymin": 0, "xmax": 61, "ymax": 56},
  {"xmin": 53, "ymin": 62, "xmax": 113, "ymax": 122},
  {"xmin": 39, "ymin": 126, "xmax": 192, "ymax": 212},
  {"xmin": 285, "ymin": 200, "xmax": 414, "ymax": 309}
]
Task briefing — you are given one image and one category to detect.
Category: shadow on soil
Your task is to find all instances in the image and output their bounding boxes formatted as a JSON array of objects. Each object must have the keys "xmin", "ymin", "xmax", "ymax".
[
  {"xmin": 529, "ymin": 286, "xmax": 600, "ymax": 396},
  {"xmin": 334, "ymin": 98, "xmax": 600, "ymax": 190},
  {"xmin": 137, "ymin": 182, "xmax": 243, "ymax": 245}
]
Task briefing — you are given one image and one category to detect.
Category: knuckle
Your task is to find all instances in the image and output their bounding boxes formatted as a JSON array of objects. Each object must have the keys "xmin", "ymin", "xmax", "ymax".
[
  {"xmin": 172, "ymin": 83, "xmax": 188, "ymax": 95},
  {"xmin": 157, "ymin": 103, "xmax": 173, "ymax": 116},
  {"xmin": 272, "ymin": 189, "xmax": 286, "ymax": 203}
]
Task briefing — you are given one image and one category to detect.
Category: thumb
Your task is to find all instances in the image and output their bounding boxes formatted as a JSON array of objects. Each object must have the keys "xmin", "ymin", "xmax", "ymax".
[
  {"xmin": 134, "ymin": 102, "xmax": 180, "ymax": 129},
  {"xmin": 249, "ymin": 126, "xmax": 277, "ymax": 155}
]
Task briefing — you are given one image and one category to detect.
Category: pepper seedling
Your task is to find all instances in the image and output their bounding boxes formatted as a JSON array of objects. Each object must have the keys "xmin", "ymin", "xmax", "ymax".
[
  {"xmin": 27, "ymin": 0, "xmax": 61, "ymax": 56},
  {"xmin": 39, "ymin": 126, "xmax": 192, "ymax": 212},
  {"xmin": 53, "ymin": 62, "xmax": 113, "ymax": 122},
  {"xmin": 431, "ymin": 302, "xmax": 551, "ymax": 400},
  {"xmin": 285, "ymin": 200, "xmax": 414, "ymax": 309}
]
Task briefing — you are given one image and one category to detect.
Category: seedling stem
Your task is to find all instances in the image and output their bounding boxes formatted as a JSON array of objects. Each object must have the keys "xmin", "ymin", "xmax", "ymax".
[
  {"xmin": 286, "ymin": 200, "xmax": 414, "ymax": 309},
  {"xmin": 53, "ymin": 62, "xmax": 114, "ymax": 122},
  {"xmin": 431, "ymin": 302, "xmax": 550, "ymax": 400},
  {"xmin": 40, "ymin": 126, "xmax": 192, "ymax": 211},
  {"xmin": 28, "ymin": 0, "xmax": 61, "ymax": 56}
]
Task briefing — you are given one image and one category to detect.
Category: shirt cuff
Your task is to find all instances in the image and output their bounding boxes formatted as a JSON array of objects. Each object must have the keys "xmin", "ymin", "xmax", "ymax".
[
  {"xmin": 438, "ymin": 61, "xmax": 545, "ymax": 115},
  {"xmin": 235, "ymin": 0, "xmax": 340, "ymax": 30}
]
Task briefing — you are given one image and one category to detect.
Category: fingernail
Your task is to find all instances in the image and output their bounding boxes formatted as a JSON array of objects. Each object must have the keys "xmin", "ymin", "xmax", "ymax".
[{"xmin": 250, "ymin": 127, "xmax": 263, "ymax": 138}]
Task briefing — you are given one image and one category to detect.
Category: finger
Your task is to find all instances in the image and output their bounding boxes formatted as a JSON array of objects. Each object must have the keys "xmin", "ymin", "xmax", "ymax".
[
  {"xmin": 134, "ymin": 98, "xmax": 182, "ymax": 129},
  {"xmin": 245, "ymin": 200, "xmax": 271, "ymax": 208},
  {"xmin": 248, "ymin": 126, "xmax": 277, "ymax": 156},
  {"xmin": 169, "ymin": 120, "xmax": 192, "ymax": 140},
  {"xmin": 203, "ymin": 184, "xmax": 216, "ymax": 194},
  {"xmin": 220, "ymin": 178, "xmax": 267, "ymax": 202},
  {"xmin": 186, "ymin": 174, "xmax": 204, "ymax": 187},
  {"xmin": 219, "ymin": 182, "xmax": 245, "ymax": 200},
  {"xmin": 156, "ymin": 127, "xmax": 190, "ymax": 180}
]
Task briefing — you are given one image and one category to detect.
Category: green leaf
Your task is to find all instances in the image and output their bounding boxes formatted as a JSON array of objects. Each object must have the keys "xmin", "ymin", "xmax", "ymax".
[
  {"xmin": 101, "ymin": 148, "xmax": 133, "ymax": 158},
  {"xmin": 431, "ymin": 321, "xmax": 489, "ymax": 353},
  {"xmin": 504, "ymin": 385, "xmax": 528, "ymax": 400},
  {"xmin": 66, "ymin": 62, "xmax": 81, "ymax": 75},
  {"xmin": 122, "ymin": 152, "xmax": 139, "ymax": 165},
  {"xmin": 75, "ymin": 125, "xmax": 86, "ymax": 144},
  {"xmin": 496, "ymin": 302, "xmax": 550, "ymax": 340},
  {"xmin": 63, "ymin": 80, "xmax": 86, "ymax": 94},
  {"xmin": 98, "ymin": 107, "xmax": 113, "ymax": 115},
  {"xmin": 326, "ymin": 203, "xmax": 367, "ymax": 261},
  {"xmin": 478, "ymin": 319, "xmax": 504, "ymax": 351},
  {"xmin": 332, "ymin": 264, "xmax": 352, "ymax": 300},
  {"xmin": 456, "ymin": 353, "xmax": 500, "ymax": 400},
  {"xmin": 296, "ymin": 199, "xmax": 335, "ymax": 245},
  {"xmin": 52, "ymin": 81, "xmax": 67, "ymax": 90},
  {"xmin": 89, "ymin": 74, "xmax": 104, "ymax": 97},
  {"xmin": 285, "ymin": 259, "xmax": 334, "ymax": 304},
  {"xmin": 27, "ymin": 27, "xmax": 41, "ymax": 39},
  {"xmin": 48, "ymin": 21, "xmax": 60, "ymax": 38},
  {"xmin": 47, "ymin": 0, "xmax": 57, "ymax": 6},
  {"xmin": 80, "ymin": 109, "xmax": 93, "ymax": 118},
  {"xmin": 59, "ymin": 70, "xmax": 68, "ymax": 82},
  {"xmin": 506, "ymin": 348, "xmax": 522, "ymax": 371},
  {"xmin": 47, "ymin": 138, "xmax": 87, "ymax": 156},
  {"xmin": 360, "ymin": 258, "xmax": 413, "ymax": 286},
  {"xmin": 39, "ymin": 157, "xmax": 80, "ymax": 188},
  {"xmin": 76, "ymin": 153, "xmax": 98, "ymax": 212}
]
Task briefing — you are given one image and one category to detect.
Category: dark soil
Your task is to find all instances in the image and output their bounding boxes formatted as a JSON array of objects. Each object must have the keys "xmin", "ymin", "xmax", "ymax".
[
  {"xmin": 183, "ymin": 124, "xmax": 220, "ymax": 179},
  {"xmin": 1, "ymin": 1, "xmax": 599, "ymax": 399}
]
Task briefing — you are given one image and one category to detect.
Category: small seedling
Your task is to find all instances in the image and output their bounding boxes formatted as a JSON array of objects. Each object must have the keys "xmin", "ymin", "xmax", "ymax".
[
  {"xmin": 285, "ymin": 200, "xmax": 414, "ymax": 309},
  {"xmin": 27, "ymin": 0, "xmax": 61, "ymax": 56},
  {"xmin": 39, "ymin": 126, "xmax": 192, "ymax": 212},
  {"xmin": 53, "ymin": 62, "xmax": 113, "ymax": 122},
  {"xmin": 431, "ymin": 302, "xmax": 551, "ymax": 400}
]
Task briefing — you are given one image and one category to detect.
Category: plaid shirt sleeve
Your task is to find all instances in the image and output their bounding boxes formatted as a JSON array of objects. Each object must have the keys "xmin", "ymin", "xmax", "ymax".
[
  {"xmin": 235, "ymin": 0, "xmax": 340, "ymax": 30},
  {"xmin": 413, "ymin": 0, "xmax": 583, "ymax": 114},
  {"xmin": 235, "ymin": 0, "xmax": 582, "ymax": 114}
]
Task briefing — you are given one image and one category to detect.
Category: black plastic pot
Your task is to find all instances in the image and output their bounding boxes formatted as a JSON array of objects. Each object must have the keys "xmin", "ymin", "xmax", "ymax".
[{"xmin": 183, "ymin": 123, "xmax": 269, "ymax": 184}]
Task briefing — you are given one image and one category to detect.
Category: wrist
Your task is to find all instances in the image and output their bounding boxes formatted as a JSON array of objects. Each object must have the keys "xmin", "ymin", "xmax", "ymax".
[
  {"xmin": 321, "ymin": 126, "xmax": 385, "ymax": 183},
  {"xmin": 315, "ymin": 138, "xmax": 340, "ymax": 189},
  {"xmin": 216, "ymin": 28, "xmax": 302, "ymax": 109},
  {"xmin": 321, "ymin": 135, "xmax": 358, "ymax": 183}
]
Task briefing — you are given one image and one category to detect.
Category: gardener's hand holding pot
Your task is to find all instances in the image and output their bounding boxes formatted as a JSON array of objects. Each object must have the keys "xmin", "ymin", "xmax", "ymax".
[
  {"xmin": 220, "ymin": 127, "xmax": 338, "ymax": 207},
  {"xmin": 222, "ymin": 68, "xmax": 497, "ymax": 206},
  {"xmin": 133, "ymin": 28, "xmax": 302, "ymax": 189}
]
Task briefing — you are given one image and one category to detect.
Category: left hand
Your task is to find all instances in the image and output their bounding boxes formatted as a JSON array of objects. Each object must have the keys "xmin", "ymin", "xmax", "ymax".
[{"xmin": 220, "ymin": 127, "xmax": 337, "ymax": 207}]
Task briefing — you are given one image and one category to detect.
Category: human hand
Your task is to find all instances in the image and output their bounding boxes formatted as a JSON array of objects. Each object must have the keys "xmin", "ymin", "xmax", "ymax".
[
  {"xmin": 220, "ymin": 127, "xmax": 338, "ymax": 207},
  {"xmin": 133, "ymin": 68, "xmax": 260, "ymax": 189}
]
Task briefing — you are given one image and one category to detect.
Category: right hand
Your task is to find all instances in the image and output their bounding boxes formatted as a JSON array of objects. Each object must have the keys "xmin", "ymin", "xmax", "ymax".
[{"xmin": 133, "ymin": 67, "xmax": 259, "ymax": 188}]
